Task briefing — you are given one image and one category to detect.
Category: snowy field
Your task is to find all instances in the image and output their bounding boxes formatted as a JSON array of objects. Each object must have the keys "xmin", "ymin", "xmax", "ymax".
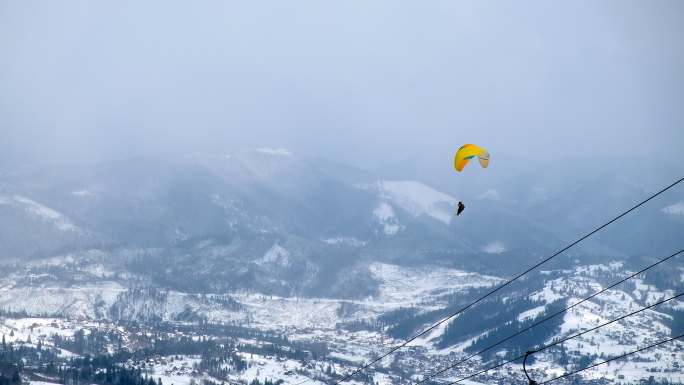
[{"xmin": 0, "ymin": 258, "xmax": 682, "ymax": 384}]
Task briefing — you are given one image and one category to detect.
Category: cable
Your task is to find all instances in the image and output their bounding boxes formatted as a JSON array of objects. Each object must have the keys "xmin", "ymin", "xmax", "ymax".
[
  {"xmin": 414, "ymin": 249, "xmax": 683, "ymax": 384},
  {"xmin": 442, "ymin": 291, "xmax": 684, "ymax": 385},
  {"xmin": 540, "ymin": 333, "xmax": 684, "ymax": 384},
  {"xmin": 332, "ymin": 177, "xmax": 683, "ymax": 385}
]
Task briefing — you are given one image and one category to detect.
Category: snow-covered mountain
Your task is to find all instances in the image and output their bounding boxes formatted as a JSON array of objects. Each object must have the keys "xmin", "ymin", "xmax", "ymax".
[
  {"xmin": 1, "ymin": 152, "xmax": 681, "ymax": 293},
  {"xmin": 0, "ymin": 152, "xmax": 682, "ymax": 384}
]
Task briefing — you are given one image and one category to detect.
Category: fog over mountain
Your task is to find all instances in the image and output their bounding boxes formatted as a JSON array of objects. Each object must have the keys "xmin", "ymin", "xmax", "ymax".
[
  {"xmin": 2, "ymin": 1, "xmax": 683, "ymax": 169},
  {"xmin": 0, "ymin": 2, "xmax": 683, "ymax": 385}
]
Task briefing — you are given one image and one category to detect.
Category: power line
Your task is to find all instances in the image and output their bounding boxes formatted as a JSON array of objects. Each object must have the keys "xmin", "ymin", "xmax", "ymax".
[
  {"xmin": 442, "ymin": 291, "xmax": 684, "ymax": 385},
  {"xmin": 540, "ymin": 333, "xmax": 684, "ymax": 384},
  {"xmin": 414, "ymin": 249, "xmax": 683, "ymax": 384},
  {"xmin": 334, "ymin": 176, "xmax": 683, "ymax": 385}
]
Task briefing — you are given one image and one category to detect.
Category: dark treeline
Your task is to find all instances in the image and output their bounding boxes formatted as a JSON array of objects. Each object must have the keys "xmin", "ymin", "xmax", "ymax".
[
  {"xmin": 382, "ymin": 286, "xmax": 497, "ymax": 340},
  {"xmin": 53, "ymin": 329, "xmax": 125, "ymax": 356},
  {"xmin": 1, "ymin": 335, "xmax": 61, "ymax": 366},
  {"xmin": 49, "ymin": 319, "xmax": 329, "ymax": 363},
  {"xmin": 440, "ymin": 298, "xmax": 563, "ymax": 354},
  {"xmin": 0, "ymin": 335, "xmax": 155, "ymax": 385},
  {"xmin": 2, "ymin": 321, "xmax": 323, "ymax": 385},
  {"xmin": 198, "ymin": 348, "xmax": 248, "ymax": 380},
  {"xmin": 47, "ymin": 357, "xmax": 161, "ymax": 385},
  {"xmin": 667, "ymin": 309, "xmax": 684, "ymax": 336},
  {"xmin": 380, "ymin": 277, "xmax": 549, "ymax": 343},
  {"xmin": 460, "ymin": 299, "xmax": 565, "ymax": 360}
]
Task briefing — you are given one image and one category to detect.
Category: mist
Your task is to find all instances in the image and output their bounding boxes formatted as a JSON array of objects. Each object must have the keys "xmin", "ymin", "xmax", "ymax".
[{"xmin": 1, "ymin": 0, "xmax": 683, "ymax": 175}]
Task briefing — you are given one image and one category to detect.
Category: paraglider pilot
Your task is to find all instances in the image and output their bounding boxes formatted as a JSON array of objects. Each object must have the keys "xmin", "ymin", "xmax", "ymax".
[{"xmin": 456, "ymin": 201, "xmax": 465, "ymax": 216}]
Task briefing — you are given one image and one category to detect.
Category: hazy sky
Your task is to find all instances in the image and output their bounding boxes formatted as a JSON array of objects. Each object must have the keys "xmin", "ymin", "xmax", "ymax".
[{"xmin": 1, "ymin": 0, "xmax": 683, "ymax": 169}]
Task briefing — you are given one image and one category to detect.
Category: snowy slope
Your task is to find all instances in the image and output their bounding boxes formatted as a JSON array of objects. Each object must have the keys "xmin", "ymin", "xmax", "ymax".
[
  {"xmin": 369, "ymin": 263, "xmax": 501, "ymax": 307},
  {"xmin": 374, "ymin": 181, "xmax": 458, "ymax": 225},
  {"xmin": 1, "ymin": 195, "xmax": 80, "ymax": 232}
]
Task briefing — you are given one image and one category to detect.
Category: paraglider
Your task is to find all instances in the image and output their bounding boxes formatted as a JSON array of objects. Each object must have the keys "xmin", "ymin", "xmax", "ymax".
[
  {"xmin": 453, "ymin": 144, "xmax": 489, "ymax": 216},
  {"xmin": 454, "ymin": 144, "xmax": 489, "ymax": 172}
]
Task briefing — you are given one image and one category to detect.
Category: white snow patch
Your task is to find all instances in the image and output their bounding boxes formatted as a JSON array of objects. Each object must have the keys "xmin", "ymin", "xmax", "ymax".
[
  {"xmin": 255, "ymin": 147, "xmax": 292, "ymax": 156},
  {"xmin": 662, "ymin": 202, "xmax": 684, "ymax": 216},
  {"xmin": 406, "ymin": 318, "xmax": 449, "ymax": 348},
  {"xmin": 517, "ymin": 305, "xmax": 546, "ymax": 322},
  {"xmin": 329, "ymin": 351, "xmax": 366, "ymax": 363},
  {"xmin": 71, "ymin": 190, "xmax": 94, "ymax": 197},
  {"xmin": 144, "ymin": 355, "xmax": 203, "ymax": 385},
  {"xmin": 233, "ymin": 353, "xmax": 323, "ymax": 385},
  {"xmin": 256, "ymin": 244, "xmax": 291, "ymax": 267},
  {"xmin": 323, "ymin": 237, "xmax": 367, "ymax": 247},
  {"xmin": 369, "ymin": 263, "xmax": 501, "ymax": 307},
  {"xmin": 373, "ymin": 202, "xmax": 402, "ymax": 235},
  {"xmin": 482, "ymin": 241, "xmax": 506, "ymax": 254},
  {"xmin": 0, "ymin": 282, "xmax": 125, "ymax": 319},
  {"xmin": 530, "ymin": 285, "xmax": 564, "ymax": 303},
  {"xmin": 374, "ymin": 180, "xmax": 457, "ymax": 225},
  {"xmin": 11, "ymin": 196, "xmax": 79, "ymax": 232},
  {"xmin": 232, "ymin": 294, "xmax": 342, "ymax": 330}
]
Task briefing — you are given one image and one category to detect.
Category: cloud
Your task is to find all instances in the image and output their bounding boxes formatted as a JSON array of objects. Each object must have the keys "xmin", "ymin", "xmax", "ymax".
[{"xmin": 1, "ymin": 1, "xmax": 682, "ymax": 170}]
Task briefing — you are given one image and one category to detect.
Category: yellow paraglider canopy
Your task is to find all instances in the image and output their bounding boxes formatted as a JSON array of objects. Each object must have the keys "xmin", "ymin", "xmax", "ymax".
[{"xmin": 454, "ymin": 144, "xmax": 489, "ymax": 172}]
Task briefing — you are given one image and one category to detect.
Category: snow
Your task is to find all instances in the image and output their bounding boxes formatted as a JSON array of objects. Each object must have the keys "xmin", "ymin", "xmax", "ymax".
[
  {"xmin": 228, "ymin": 263, "xmax": 501, "ymax": 335},
  {"xmin": 373, "ymin": 202, "xmax": 402, "ymax": 235},
  {"xmin": 329, "ymin": 351, "xmax": 366, "ymax": 363},
  {"xmin": 322, "ymin": 237, "xmax": 367, "ymax": 247},
  {"xmin": 0, "ymin": 317, "xmax": 107, "ymax": 357},
  {"xmin": 373, "ymin": 372, "xmax": 394, "ymax": 385},
  {"xmin": 255, "ymin": 147, "xmax": 292, "ymax": 156},
  {"xmin": 145, "ymin": 355, "xmax": 203, "ymax": 385},
  {"xmin": 2, "ymin": 317, "xmax": 81, "ymax": 340},
  {"xmin": 0, "ymin": 285, "xmax": 122, "ymax": 319},
  {"xmin": 369, "ymin": 263, "xmax": 501, "ymax": 307},
  {"xmin": 256, "ymin": 244, "xmax": 291, "ymax": 267},
  {"xmin": 517, "ymin": 305, "xmax": 546, "ymax": 322},
  {"xmin": 517, "ymin": 263, "xmax": 684, "ymax": 384},
  {"xmin": 482, "ymin": 241, "xmax": 506, "ymax": 254},
  {"xmin": 233, "ymin": 353, "xmax": 327, "ymax": 385},
  {"xmin": 575, "ymin": 261, "xmax": 624, "ymax": 276},
  {"xmin": 375, "ymin": 181, "xmax": 457, "ymax": 225},
  {"xmin": 234, "ymin": 294, "xmax": 341, "ymax": 330},
  {"xmin": 407, "ymin": 319, "xmax": 449, "ymax": 348},
  {"xmin": 8, "ymin": 195, "xmax": 79, "ymax": 232},
  {"xmin": 71, "ymin": 190, "xmax": 94, "ymax": 197},
  {"xmin": 530, "ymin": 285, "xmax": 564, "ymax": 303},
  {"xmin": 1, "ymin": 251, "xmax": 683, "ymax": 384},
  {"xmin": 662, "ymin": 202, "xmax": 684, "ymax": 216}
]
